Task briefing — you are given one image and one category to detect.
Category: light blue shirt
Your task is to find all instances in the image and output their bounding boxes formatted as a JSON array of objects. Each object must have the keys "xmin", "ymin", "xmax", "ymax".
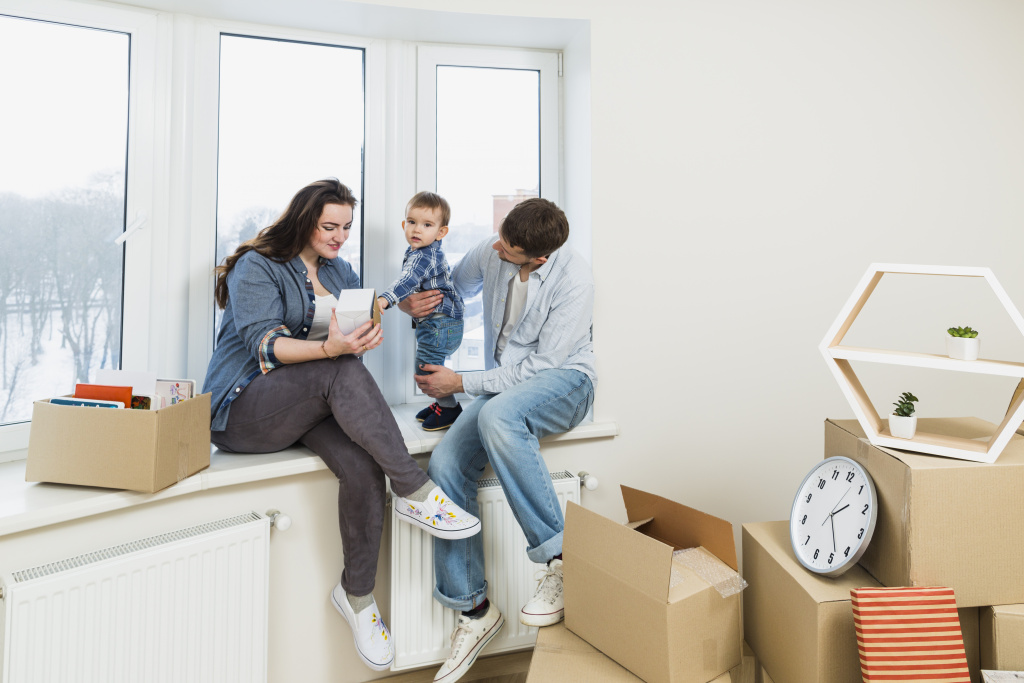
[{"xmin": 453, "ymin": 235, "xmax": 596, "ymax": 396}]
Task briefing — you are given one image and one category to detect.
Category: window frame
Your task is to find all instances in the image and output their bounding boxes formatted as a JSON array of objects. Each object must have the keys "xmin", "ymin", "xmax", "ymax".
[
  {"xmin": 402, "ymin": 44, "xmax": 561, "ymax": 404},
  {"xmin": 0, "ymin": 0, "xmax": 160, "ymax": 459}
]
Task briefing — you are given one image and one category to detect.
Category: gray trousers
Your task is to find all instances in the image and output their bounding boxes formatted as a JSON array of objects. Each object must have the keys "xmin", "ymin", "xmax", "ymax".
[{"xmin": 210, "ymin": 355, "xmax": 430, "ymax": 596}]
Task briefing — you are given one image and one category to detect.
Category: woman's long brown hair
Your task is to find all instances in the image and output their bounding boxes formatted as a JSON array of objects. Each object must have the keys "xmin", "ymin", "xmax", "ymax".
[{"xmin": 214, "ymin": 178, "xmax": 357, "ymax": 309}]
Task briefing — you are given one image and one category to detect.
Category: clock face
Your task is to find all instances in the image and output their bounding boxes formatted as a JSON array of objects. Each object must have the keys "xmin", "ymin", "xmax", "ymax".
[{"xmin": 790, "ymin": 456, "xmax": 878, "ymax": 578}]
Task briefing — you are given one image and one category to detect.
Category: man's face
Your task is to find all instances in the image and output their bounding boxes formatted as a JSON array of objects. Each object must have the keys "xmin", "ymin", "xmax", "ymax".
[{"xmin": 492, "ymin": 234, "xmax": 539, "ymax": 266}]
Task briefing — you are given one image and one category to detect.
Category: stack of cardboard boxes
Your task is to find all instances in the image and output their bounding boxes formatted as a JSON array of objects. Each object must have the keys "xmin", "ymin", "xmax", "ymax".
[{"xmin": 743, "ymin": 417, "xmax": 1024, "ymax": 683}]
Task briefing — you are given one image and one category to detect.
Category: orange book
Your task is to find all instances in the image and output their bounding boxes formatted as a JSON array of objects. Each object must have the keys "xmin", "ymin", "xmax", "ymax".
[{"xmin": 74, "ymin": 383, "xmax": 132, "ymax": 408}]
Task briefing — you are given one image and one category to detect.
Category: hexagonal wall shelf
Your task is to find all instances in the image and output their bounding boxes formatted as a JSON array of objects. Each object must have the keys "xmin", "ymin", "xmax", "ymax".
[{"xmin": 820, "ymin": 264, "xmax": 1024, "ymax": 463}]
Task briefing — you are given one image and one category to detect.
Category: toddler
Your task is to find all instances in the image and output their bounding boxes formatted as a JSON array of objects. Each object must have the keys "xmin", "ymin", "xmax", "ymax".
[{"xmin": 378, "ymin": 192, "xmax": 465, "ymax": 430}]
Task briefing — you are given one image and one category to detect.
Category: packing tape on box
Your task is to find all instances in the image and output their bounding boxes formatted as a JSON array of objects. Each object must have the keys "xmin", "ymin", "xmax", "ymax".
[{"xmin": 670, "ymin": 547, "xmax": 748, "ymax": 598}]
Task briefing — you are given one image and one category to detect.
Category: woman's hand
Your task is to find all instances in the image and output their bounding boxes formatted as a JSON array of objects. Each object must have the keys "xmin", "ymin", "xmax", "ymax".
[{"xmin": 323, "ymin": 309, "xmax": 383, "ymax": 357}]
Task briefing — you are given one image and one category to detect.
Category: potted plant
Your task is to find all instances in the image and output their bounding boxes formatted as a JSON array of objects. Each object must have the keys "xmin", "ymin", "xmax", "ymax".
[
  {"xmin": 946, "ymin": 326, "xmax": 980, "ymax": 361},
  {"xmin": 890, "ymin": 391, "xmax": 919, "ymax": 439}
]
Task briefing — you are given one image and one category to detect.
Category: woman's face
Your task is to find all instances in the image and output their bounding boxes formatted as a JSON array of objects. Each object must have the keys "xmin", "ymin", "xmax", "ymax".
[{"xmin": 306, "ymin": 203, "xmax": 353, "ymax": 261}]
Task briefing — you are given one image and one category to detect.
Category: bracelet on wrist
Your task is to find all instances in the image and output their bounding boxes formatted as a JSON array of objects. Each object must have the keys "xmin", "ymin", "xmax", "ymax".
[{"xmin": 321, "ymin": 341, "xmax": 339, "ymax": 360}]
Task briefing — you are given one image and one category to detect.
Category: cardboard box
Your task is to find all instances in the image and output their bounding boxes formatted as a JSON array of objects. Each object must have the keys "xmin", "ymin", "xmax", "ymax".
[
  {"xmin": 334, "ymin": 288, "xmax": 381, "ymax": 335},
  {"xmin": 743, "ymin": 521, "xmax": 980, "ymax": 683},
  {"xmin": 564, "ymin": 487, "xmax": 742, "ymax": 683},
  {"xmin": 26, "ymin": 393, "xmax": 211, "ymax": 493},
  {"xmin": 743, "ymin": 520, "xmax": 879, "ymax": 683},
  {"xmin": 826, "ymin": 418, "xmax": 1024, "ymax": 607},
  {"xmin": 527, "ymin": 623, "xmax": 737, "ymax": 683},
  {"xmin": 982, "ymin": 604, "xmax": 1024, "ymax": 671}
]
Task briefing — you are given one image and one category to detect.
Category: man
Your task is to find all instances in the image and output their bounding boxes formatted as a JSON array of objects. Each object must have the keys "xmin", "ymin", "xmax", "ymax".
[{"xmin": 398, "ymin": 198, "xmax": 596, "ymax": 683}]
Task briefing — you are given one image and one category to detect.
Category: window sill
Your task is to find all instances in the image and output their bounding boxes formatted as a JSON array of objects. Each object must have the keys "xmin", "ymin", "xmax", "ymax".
[{"xmin": 0, "ymin": 404, "xmax": 617, "ymax": 539}]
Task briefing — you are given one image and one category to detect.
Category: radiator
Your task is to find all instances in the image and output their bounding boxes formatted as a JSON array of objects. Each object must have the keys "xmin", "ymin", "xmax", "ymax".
[
  {"xmin": 0, "ymin": 511, "xmax": 270, "ymax": 683},
  {"xmin": 389, "ymin": 470, "xmax": 580, "ymax": 671}
]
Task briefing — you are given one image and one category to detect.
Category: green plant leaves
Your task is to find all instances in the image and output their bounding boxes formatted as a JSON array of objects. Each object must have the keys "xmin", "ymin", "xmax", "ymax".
[
  {"xmin": 947, "ymin": 325, "xmax": 979, "ymax": 338},
  {"xmin": 893, "ymin": 391, "xmax": 919, "ymax": 417}
]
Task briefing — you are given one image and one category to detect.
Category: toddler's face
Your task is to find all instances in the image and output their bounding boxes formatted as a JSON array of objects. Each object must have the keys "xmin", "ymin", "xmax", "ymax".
[{"xmin": 403, "ymin": 205, "xmax": 447, "ymax": 249}]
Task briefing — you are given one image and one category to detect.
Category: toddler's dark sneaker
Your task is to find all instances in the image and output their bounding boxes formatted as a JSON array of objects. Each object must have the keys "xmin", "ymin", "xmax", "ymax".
[
  {"xmin": 416, "ymin": 402, "xmax": 440, "ymax": 422},
  {"xmin": 422, "ymin": 403, "xmax": 463, "ymax": 431}
]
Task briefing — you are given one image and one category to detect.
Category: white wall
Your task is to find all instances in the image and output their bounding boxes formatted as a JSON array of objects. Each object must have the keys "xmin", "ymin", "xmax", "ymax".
[{"xmin": 6, "ymin": 0, "xmax": 1024, "ymax": 680}]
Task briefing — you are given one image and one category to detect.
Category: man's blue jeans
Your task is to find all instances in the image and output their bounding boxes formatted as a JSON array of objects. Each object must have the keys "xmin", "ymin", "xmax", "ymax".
[{"xmin": 427, "ymin": 368, "xmax": 595, "ymax": 611}]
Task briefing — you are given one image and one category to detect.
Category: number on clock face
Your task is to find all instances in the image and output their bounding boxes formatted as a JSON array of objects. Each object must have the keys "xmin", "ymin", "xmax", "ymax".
[{"xmin": 790, "ymin": 459, "xmax": 874, "ymax": 573}]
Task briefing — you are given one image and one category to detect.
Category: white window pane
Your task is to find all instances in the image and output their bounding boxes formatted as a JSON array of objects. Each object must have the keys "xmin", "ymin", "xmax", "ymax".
[
  {"xmin": 215, "ymin": 34, "xmax": 364, "ymax": 337},
  {"xmin": 0, "ymin": 16, "xmax": 129, "ymax": 426},
  {"xmin": 435, "ymin": 66, "xmax": 540, "ymax": 372}
]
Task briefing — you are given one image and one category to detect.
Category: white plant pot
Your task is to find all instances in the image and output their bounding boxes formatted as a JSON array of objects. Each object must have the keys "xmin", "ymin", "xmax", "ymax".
[
  {"xmin": 889, "ymin": 414, "xmax": 917, "ymax": 439},
  {"xmin": 947, "ymin": 336, "xmax": 980, "ymax": 361}
]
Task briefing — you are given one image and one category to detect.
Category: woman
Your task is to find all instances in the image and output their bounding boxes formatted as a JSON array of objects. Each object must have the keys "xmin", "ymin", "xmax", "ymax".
[{"xmin": 203, "ymin": 179, "xmax": 480, "ymax": 672}]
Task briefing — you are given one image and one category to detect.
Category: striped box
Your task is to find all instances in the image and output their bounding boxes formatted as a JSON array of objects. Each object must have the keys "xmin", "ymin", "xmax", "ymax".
[{"xmin": 851, "ymin": 586, "xmax": 970, "ymax": 683}]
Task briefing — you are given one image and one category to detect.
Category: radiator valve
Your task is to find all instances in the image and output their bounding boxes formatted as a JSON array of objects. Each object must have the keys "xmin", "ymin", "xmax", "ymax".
[
  {"xmin": 578, "ymin": 471, "xmax": 599, "ymax": 491},
  {"xmin": 266, "ymin": 509, "xmax": 292, "ymax": 531}
]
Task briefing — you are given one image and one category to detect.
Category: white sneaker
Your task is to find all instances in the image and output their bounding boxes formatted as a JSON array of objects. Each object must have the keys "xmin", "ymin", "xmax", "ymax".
[
  {"xmin": 330, "ymin": 583, "xmax": 395, "ymax": 671},
  {"xmin": 393, "ymin": 486, "xmax": 482, "ymax": 540},
  {"xmin": 433, "ymin": 602, "xmax": 505, "ymax": 683},
  {"xmin": 519, "ymin": 558, "xmax": 564, "ymax": 627}
]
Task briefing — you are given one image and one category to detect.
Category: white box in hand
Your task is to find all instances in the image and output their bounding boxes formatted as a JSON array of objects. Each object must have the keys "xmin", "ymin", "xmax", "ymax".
[{"xmin": 334, "ymin": 289, "xmax": 380, "ymax": 336}]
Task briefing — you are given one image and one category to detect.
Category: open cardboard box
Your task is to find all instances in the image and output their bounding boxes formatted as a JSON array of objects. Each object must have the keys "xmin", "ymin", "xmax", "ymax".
[
  {"xmin": 827, "ymin": 417, "xmax": 1024, "ymax": 607},
  {"xmin": 26, "ymin": 393, "xmax": 211, "ymax": 493},
  {"xmin": 334, "ymin": 288, "xmax": 381, "ymax": 335},
  {"xmin": 564, "ymin": 486, "xmax": 742, "ymax": 683}
]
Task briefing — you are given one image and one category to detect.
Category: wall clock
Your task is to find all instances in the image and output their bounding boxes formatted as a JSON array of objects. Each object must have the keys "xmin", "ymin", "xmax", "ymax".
[{"xmin": 790, "ymin": 456, "xmax": 878, "ymax": 577}]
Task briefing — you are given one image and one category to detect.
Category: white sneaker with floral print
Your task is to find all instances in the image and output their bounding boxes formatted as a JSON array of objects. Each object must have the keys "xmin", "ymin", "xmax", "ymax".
[
  {"xmin": 331, "ymin": 582, "xmax": 395, "ymax": 671},
  {"xmin": 393, "ymin": 486, "xmax": 482, "ymax": 540}
]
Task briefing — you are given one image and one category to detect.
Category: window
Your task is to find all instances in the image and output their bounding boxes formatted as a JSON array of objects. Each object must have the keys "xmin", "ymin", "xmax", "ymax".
[
  {"xmin": 184, "ymin": 22, "xmax": 381, "ymax": 384},
  {"xmin": 411, "ymin": 46, "xmax": 559, "ymax": 401},
  {"xmin": 0, "ymin": 3, "xmax": 157, "ymax": 458},
  {"xmin": 0, "ymin": 3, "xmax": 577, "ymax": 461},
  {"xmin": 213, "ymin": 34, "xmax": 365, "ymax": 338}
]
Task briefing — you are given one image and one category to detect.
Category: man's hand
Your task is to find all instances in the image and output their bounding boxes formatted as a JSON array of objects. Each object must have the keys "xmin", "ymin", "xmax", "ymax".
[
  {"xmin": 414, "ymin": 364, "xmax": 463, "ymax": 398},
  {"xmin": 398, "ymin": 290, "xmax": 443, "ymax": 318}
]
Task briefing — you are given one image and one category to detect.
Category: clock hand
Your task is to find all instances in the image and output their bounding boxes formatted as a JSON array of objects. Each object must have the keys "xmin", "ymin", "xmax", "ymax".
[
  {"xmin": 831, "ymin": 513, "xmax": 836, "ymax": 552},
  {"xmin": 822, "ymin": 486, "xmax": 853, "ymax": 525},
  {"xmin": 830, "ymin": 487, "xmax": 852, "ymax": 514},
  {"xmin": 832, "ymin": 503, "xmax": 850, "ymax": 515}
]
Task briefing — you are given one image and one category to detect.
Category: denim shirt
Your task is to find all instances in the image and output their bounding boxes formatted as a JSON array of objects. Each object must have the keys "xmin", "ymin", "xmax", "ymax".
[
  {"xmin": 204, "ymin": 250, "xmax": 361, "ymax": 431},
  {"xmin": 452, "ymin": 235, "xmax": 596, "ymax": 396},
  {"xmin": 379, "ymin": 239, "xmax": 464, "ymax": 320}
]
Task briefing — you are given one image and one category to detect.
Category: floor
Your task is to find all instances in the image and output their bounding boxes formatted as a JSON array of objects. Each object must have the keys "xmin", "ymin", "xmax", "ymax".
[{"xmin": 382, "ymin": 651, "xmax": 532, "ymax": 683}]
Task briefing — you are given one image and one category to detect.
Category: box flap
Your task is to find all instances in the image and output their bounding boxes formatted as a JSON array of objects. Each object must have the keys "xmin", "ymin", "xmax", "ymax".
[
  {"xmin": 621, "ymin": 486, "xmax": 738, "ymax": 571},
  {"xmin": 626, "ymin": 517, "xmax": 653, "ymax": 531},
  {"xmin": 564, "ymin": 502, "xmax": 673, "ymax": 602}
]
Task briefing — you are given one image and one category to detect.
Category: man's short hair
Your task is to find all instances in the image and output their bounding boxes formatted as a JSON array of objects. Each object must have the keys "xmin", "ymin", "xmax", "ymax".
[
  {"xmin": 499, "ymin": 198, "xmax": 569, "ymax": 258},
  {"xmin": 407, "ymin": 191, "xmax": 451, "ymax": 227}
]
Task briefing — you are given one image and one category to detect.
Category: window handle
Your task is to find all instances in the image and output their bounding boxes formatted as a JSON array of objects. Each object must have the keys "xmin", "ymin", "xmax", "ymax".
[{"xmin": 114, "ymin": 212, "xmax": 148, "ymax": 246}]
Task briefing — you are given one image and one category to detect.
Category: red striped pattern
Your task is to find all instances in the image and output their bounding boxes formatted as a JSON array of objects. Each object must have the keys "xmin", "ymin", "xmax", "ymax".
[{"xmin": 851, "ymin": 587, "xmax": 970, "ymax": 683}]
